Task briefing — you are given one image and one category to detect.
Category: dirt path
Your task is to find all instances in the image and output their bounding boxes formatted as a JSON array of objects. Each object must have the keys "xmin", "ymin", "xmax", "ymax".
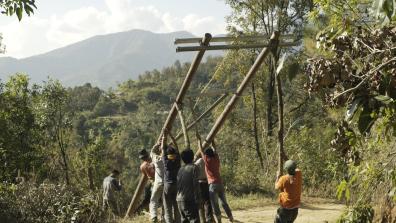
[
  {"xmin": 225, "ymin": 203, "xmax": 345, "ymax": 223},
  {"xmin": 128, "ymin": 200, "xmax": 345, "ymax": 223}
]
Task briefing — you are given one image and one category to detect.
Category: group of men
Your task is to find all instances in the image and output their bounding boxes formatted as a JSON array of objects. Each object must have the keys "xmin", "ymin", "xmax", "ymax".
[
  {"xmin": 102, "ymin": 133, "xmax": 302, "ymax": 223},
  {"xmin": 138, "ymin": 134, "xmax": 233, "ymax": 223}
]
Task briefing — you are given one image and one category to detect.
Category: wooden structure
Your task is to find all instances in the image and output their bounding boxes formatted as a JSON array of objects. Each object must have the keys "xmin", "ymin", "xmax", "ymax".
[{"xmin": 125, "ymin": 31, "xmax": 292, "ymax": 218}]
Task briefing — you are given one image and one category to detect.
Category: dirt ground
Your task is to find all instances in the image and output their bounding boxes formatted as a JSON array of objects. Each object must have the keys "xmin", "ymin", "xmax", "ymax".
[
  {"xmin": 128, "ymin": 200, "xmax": 345, "ymax": 223},
  {"xmin": 227, "ymin": 203, "xmax": 345, "ymax": 223}
]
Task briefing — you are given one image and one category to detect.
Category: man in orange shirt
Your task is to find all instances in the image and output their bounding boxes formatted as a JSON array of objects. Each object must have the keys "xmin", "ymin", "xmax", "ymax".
[{"xmin": 274, "ymin": 160, "xmax": 302, "ymax": 223}]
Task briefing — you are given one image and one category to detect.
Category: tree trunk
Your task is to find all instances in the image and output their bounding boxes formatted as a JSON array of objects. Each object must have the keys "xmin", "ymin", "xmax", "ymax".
[
  {"xmin": 251, "ymin": 82, "xmax": 264, "ymax": 168},
  {"xmin": 276, "ymin": 72, "xmax": 285, "ymax": 175},
  {"xmin": 266, "ymin": 61, "xmax": 275, "ymax": 136},
  {"xmin": 59, "ymin": 145, "xmax": 70, "ymax": 185}
]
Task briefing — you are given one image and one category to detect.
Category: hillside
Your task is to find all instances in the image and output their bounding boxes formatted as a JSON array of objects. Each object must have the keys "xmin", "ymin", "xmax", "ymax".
[{"xmin": 0, "ymin": 29, "xmax": 218, "ymax": 88}]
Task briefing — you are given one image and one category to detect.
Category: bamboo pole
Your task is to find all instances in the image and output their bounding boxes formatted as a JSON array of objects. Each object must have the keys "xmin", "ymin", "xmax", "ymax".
[
  {"xmin": 175, "ymin": 103, "xmax": 190, "ymax": 149},
  {"xmin": 124, "ymin": 33, "xmax": 211, "ymax": 218},
  {"xmin": 174, "ymin": 34, "xmax": 295, "ymax": 44},
  {"xmin": 174, "ymin": 94, "xmax": 227, "ymax": 141},
  {"xmin": 124, "ymin": 175, "xmax": 148, "ymax": 218},
  {"xmin": 200, "ymin": 31, "xmax": 280, "ymax": 150},
  {"xmin": 176, "ymin": 41, "xmax": 296, "ymax": 52}
]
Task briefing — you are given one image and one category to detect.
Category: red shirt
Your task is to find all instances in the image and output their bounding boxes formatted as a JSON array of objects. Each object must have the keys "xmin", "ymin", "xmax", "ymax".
[
  {"xmin": 140, "ymin": 161, "xmax": 155, "ymax": 181},
  {"xmin": 203, "ymin": 154, "xmax": 222, "ymax": 184}
]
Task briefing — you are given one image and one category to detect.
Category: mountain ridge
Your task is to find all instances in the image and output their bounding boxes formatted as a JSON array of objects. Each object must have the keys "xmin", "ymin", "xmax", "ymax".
[{"xmin": 0, "ymin": 29, "xmax": 216, "ymax": 88}]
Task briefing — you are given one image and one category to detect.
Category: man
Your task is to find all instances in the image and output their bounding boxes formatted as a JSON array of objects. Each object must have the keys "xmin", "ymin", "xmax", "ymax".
[
  {"xmin": 198, "ymin": 141, "xmax": 233, "ymax": 223},
  {"xmin": 137, "ymin": 149, "xmax": 155, "ymax": 213},
  {"xmin": 150, "ymin": 143, "xmax": 165, "ymax": 223},
  {"xmin": 274, "ymin": 160, "xmax": 302, "ymax": 223},
  {"xmin": 103, "ymin": 169, "xmax": 122, "ymax": 216},
  {"xmin": 177, "ymin": 149, "xmax": 201, "ymax": 223},
  {"xmin": 195, "ymin": 142, "xmax": 214, "ymax": 223},
  {"xmin": 162, "ymin": 133, "xmax": 181, "ymax": 223}
]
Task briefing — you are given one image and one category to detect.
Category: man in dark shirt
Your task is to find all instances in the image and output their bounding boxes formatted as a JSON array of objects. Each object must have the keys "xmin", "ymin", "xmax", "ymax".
[
  {"xmin": 161, "ymin": 134, "xmax": 181, "ymax": 223},
  {"xmin": 177, "ymin": 149, "xmax": 201, "ymax": 223}
]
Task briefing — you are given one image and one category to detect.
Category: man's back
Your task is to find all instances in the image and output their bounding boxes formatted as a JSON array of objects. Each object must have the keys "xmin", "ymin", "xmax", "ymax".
[
  {"xmin": 162, "ymin": 147, "xmax": 181, "ymax": 184},
  {"xmin": 203, "ymin": 153, "xmax": 222, "ymax": 184},
  {"xmin": 176, "ymin": 164, "xmax": 200, "ymax": 202},
  {"xmin": 276, "ymin": 170, "xmax": 302, "ymax": 209},
  {"xmin": 151, "ymin": 152, "xmax": 165, "ymax": 184},
  {"xmin": 103, "ymin": 175, "xmax": 121, "ymax": 201},
  {"xmin": 140, "ymin": 161, "xmax": 155, "ymax": 180}
]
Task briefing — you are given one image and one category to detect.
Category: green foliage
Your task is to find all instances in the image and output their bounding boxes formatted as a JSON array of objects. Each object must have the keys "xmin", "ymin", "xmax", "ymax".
[
  {"xmin": 0, "ymin": 183, "xmax": 106, "ymax": 223},
  {"xmin": 338, "ymin": 204, "xmax": 374, "ymax": 223},
  {"xmin": 68, "ymin": 83, "xmax": 103, "ymax": 112},
  {"xmin": 0, "ymin": 0, "xmax": 37, "ymax": 21},
  {"xmin": 0, "ymin": 74, "xmax": 43, "ymax": 180}
]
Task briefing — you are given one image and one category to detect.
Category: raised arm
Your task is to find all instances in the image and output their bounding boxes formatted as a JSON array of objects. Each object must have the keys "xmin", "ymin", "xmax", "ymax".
[
  {"xmin": 196, "ymin": 135, "xmax": 204, "ymax": 158},
  {"xmin": 161, "ymin": 133, "xmax": 167, "ymax": 155},
  {"xmin": 168, "ymin": 131, "xmax": 179, "ymax": 152},
  {"xmin": 275, "ymin": 171, "xmax": 282, "ymax": 190},
  {"xmin": 211, "ymin": 139, "xmax": 218, "ymax": 154}
]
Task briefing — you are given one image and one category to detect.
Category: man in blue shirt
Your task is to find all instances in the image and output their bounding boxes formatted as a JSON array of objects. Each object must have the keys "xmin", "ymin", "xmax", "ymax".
[{"xmin": 161, "ymin": 133, "xmax": 181, "ymax": 223}]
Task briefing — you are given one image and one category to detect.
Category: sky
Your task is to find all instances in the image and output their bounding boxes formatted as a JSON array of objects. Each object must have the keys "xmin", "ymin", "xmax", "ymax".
[{"xmin": 0, "ymin": 0, "xmax": 231, "ymax": 58}]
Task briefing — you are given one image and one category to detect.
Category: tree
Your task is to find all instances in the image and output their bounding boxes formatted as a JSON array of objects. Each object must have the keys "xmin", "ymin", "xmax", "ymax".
[
  {"xmin": 225, "ymin": 0, "xmax": 312, "ymax": 172},
  {"xmin": 37, "ymin": 79, "xmax": 72, "ymax": 184},
  {"xmin": 306, "ymin": 0, "xmax": 396, "ymax": 221},
  {"xmin": 0, "ymin": 74, "xmax": 42, "ymax": 181},
  {"xmin": 0, "ymin": 0, "xmax": 37, "ymax": 21}
]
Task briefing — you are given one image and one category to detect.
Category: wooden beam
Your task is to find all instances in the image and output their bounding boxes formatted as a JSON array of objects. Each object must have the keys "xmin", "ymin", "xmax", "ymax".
[
  {"xmin": 124, "ymin": 175, "xmax": 148, "ymax": 218},
  {"xmin": 174, "ymin": 94, "xmax": 227, "ymax": 141},
  {"xmin": 174, "ymin": 34, "xmax": 295, "ymax": 44},
  {"xmin": 124, "ymin": 33, "xmax": 212, "ymax": 218},
  {"xmin": 176, "ymin": 41, "xmax": 297, "ymax": 52},
  {"xmin": 200, "ymin": 31, "xmax": 280, "ymax": 150}
]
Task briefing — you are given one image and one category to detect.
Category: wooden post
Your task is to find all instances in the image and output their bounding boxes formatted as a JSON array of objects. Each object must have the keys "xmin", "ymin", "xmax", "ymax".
[
  {"xmin": 175, "ymin": 103, "xmax": 190, "ymax": 149},
  {"xmin": 124, "ymin": 33, "xmax": 212, "ymax": 218},
  {"xmin": 200, "ymin": 31, "xmax": 280, "ymax": 150},
  {"xmin": 124, "ymin": 175, "xmax": 148, "ymax": 218}
]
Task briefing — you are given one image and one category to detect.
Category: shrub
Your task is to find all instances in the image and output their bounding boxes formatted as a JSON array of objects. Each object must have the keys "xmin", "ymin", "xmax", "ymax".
[{"xmin": 0, "ymin": 183, "xmax": 107, "ymax": 223}]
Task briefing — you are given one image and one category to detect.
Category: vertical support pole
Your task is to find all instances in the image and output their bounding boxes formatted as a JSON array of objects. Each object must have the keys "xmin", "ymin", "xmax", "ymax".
[
  {"xmin": 200, "ymin": 31, "xmax": 280, "ymax": 150},
  {"xmin": 125, "ymin": 33, "xmax": 212, "ymax": 218}
]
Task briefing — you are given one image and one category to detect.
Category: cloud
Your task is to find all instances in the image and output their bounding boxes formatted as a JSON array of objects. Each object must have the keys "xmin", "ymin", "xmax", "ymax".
[{"xmin": 0, "ymin": 0, "xmax": 226, "ymax": 58}]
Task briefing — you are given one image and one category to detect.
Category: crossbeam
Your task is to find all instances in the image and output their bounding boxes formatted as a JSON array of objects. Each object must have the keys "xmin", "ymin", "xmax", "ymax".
[
  {"xmin": 176, "ymin": 42, "xmax": 298, "ymax": 52},
  {"xmin": 174, "ymin": 34, "xmax": 295, "ymax": 44}
]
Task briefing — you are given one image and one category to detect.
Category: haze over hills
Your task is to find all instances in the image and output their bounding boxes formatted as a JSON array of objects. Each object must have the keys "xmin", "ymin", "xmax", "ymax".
[{"xmin": 0, "ymin": 29, "xmax": 219, "ymax": 88}]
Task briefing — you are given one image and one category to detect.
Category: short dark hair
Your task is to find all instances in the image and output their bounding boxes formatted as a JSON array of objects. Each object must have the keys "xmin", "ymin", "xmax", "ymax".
[
  {"xmin": 138, "ymin": 149, "xmax": 149, "ymax": 160},
  {"xmin": 167, "ymin": 146, "xmax": 177, "ymax": 155},
  {"xmin": 112, "ymin": 169, "xmax": 120, "ymax": 175},
  {"xmin": 204, "ymin": 148, "xmax": 215, "ymax": 157},
  {"xmin": 181, "ymin": 149, "xmax": 194, "ymax": 164}
]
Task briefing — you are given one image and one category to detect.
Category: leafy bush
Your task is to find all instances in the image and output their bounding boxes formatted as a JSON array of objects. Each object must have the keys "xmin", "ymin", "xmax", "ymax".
[{"xmin": 0, "ymin": 183, "xmax": 107, "ymax": 223}]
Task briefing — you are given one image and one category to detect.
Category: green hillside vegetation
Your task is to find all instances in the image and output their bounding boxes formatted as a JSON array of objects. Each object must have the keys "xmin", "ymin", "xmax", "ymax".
[{"xmin": 0, "ymin": 0, "xmax": 395, "ymax": 222}]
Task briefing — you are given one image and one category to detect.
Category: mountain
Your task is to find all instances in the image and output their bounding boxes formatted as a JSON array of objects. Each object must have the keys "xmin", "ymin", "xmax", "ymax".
[{"xmin": 0, "ymin": 30, "xmax": 219, "ymax": 88}]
